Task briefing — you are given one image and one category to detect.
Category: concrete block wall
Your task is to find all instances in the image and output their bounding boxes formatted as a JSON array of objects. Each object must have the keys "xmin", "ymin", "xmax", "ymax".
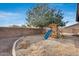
[{"xmin": 0, "ymin": 27, "xmax": 44, "ymax": 38}]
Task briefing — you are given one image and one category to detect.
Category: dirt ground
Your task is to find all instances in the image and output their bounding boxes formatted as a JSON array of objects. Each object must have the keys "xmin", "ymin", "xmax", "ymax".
[
  {"xmin": 0, "ymin": 37, "xmax": 20, "ymax": 56},
  {"xmin": 16, "ymin": 35, "xmax": 79, "ymax": 56},
  {"xmin": 57, "ymin": 35, "xmax": 79, "ymax": 48},
  {"xmin": 0, "ymin": 35, "xmax": 79, "ymax": 56}
]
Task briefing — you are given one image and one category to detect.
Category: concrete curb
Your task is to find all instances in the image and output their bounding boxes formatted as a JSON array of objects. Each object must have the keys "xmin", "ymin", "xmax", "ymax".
[{"xmin": 12, "ymin": 36, "xmax": 24, "ymax": 56}]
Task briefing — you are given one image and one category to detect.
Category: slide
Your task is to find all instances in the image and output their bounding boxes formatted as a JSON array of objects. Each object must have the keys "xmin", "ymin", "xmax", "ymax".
[{"xmin": 44, "ymin": 29, "xmax": 52, "ymax": 40}]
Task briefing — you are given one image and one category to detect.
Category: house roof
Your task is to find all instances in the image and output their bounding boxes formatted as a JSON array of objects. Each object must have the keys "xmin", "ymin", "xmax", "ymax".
[{"xmin": 63, "ymin": 23, "xmax": 79, "ymax": 29}]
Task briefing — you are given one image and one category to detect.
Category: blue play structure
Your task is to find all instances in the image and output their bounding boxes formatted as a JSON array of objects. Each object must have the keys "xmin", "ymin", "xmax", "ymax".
[{"xmin": 44, "ymin": 29, "xmax": 52, "ymax": 40}]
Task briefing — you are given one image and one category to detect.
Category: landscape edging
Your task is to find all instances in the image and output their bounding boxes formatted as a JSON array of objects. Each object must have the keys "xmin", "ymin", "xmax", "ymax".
[{"xmin": 12, "ymin": 36, "xmax": 25, "ymax": 56}]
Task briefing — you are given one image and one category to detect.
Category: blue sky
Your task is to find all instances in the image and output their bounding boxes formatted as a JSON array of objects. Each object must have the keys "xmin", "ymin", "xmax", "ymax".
[{"xmin": 0, "ymin": 3, "xmax": 77, "ymax": 27}]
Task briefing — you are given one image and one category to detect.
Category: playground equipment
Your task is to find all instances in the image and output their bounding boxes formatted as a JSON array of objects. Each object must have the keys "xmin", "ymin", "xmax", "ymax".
[
  {"xmin": 44, "ymin": 24, "xmax": 58, "ymax": 40},
  {"xmin": 44, "ymin": 29, "xmax": 52, "ymax": 40},
  {"xmin": 44, "ymin": 24, "xmax": 64, "ymax": 40},
  {"xmin": 49, "ymin": 24, "xmax": 58, "ymax": 38}
]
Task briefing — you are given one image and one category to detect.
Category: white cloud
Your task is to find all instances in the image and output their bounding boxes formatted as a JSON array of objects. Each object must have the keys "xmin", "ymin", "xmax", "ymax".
[
  {"xmin": 0, "ymin": 11, "xmax": 26, "ymax": 27},
  {"xmin": 0, "ymin": 24, "xmax": 22, "ymax": 27},
  {"xmin": 0, "ymin": 11, "xmax": 21, "ymax": 18},
  {"xmin": 63, "ymin": 11, "xmax": 77, "ymax": 26}
]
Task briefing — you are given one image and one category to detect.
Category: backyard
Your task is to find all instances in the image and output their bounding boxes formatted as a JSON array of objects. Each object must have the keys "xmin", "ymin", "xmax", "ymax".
[
  {"xmin": 15, "ymin": 35, "xmax": 79, "ymax": 56},
  {"xmin": 0, "ymin": 37, "xmax": 20, "ymax": 56},
  {"xmin": 0, "ymin": 3, "xmax": 79, "ymax": 56}
]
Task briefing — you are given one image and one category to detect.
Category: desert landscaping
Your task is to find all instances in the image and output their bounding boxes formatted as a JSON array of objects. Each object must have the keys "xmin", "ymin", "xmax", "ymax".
[
  {"xmin": 0, "ymin": 3, "xmax": 79, "ymax": 56},
  {"xmin": 0, "ymin": 27, "xmax": 43, "ymax": 56},
  {"xmin": 15, "ymin": 35, "xmax": 79, "ymax": 56},
  {"xmin": 0, "ymin": 36, "xmax": 20, "ymax": 56}
]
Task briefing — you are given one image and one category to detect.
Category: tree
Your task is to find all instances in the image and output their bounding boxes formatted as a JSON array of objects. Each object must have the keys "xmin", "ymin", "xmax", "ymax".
[
  {"xmin": 21, "ymin": 25, "xmax": 26, "ymax": 28},
  {"xmin": 26, "ymin": 4, "xmax": 65, "ymax": 28},
  {"xmin": 10, "ymin": 25, "xmax": 21, "ymax": 28}
]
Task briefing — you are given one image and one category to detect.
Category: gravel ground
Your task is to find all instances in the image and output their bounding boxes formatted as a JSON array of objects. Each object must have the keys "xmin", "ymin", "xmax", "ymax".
[
  {"xmin": 16, "ymin": 35, "xmax": 79, "ymax": 56},
  {"xmin": 1, "ymin": 35, "xmax": 78, "ymax": 56},
  {"xmin": 56, "ymin": 36, "xmax": 79, "ymax": 48},
  {"xmin": 0, "ymin": 37, "xmax": 20, "ymax": 56}
]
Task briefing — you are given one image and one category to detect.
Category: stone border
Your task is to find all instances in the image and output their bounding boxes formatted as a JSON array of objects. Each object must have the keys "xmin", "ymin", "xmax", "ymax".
[{"xmin": 12, "ymin": 36, "xmax": 25, "ymax": 56}]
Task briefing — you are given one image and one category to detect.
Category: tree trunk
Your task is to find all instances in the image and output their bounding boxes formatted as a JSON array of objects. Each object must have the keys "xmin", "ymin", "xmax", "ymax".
[{"xmin": 39, "ymin": 27, "xmax": 45, "ymax": 34}]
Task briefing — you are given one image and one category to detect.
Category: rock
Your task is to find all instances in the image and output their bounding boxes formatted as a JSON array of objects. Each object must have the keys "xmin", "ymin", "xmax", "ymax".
[
  {"xmin": 16, "ymin": 40, "xmax": 79, "ymax": 56},
  {"xmin": 18, "ymin": 40, "xmax": 30, "ymax": 49}
]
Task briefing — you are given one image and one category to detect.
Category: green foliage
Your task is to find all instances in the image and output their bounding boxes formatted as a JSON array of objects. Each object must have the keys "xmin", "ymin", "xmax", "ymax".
[
  {"xmin": 26, "ymin": 4, "xmax": 66, "ymax": 28},
  {"xmin": 10, "ymin": 25, "xmax": 20, "ymax": 28},
  {"xmin": 21, "ymin": 25, "xmax": 26, "ymax": 28}
]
